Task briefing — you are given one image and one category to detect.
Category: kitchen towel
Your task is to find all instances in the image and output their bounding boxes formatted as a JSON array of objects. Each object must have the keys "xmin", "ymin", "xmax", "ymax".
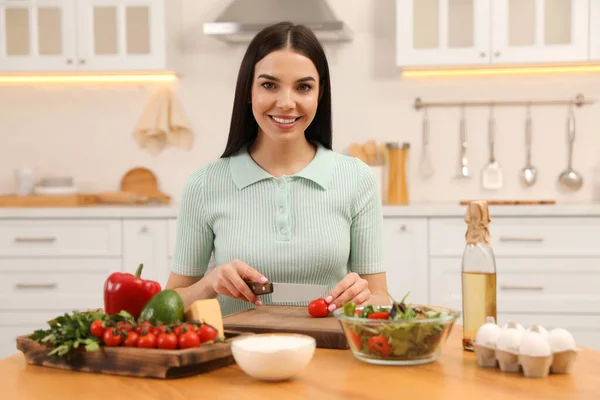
[{"xmin": 133, "ymin": 87, "xmax": 194, "ymax": 156}]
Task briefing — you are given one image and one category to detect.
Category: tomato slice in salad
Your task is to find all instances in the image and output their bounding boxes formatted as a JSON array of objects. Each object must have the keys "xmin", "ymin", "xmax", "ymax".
[{"xmin": 368, "ymin": 336, "xmax": 391, "ymax": 357}]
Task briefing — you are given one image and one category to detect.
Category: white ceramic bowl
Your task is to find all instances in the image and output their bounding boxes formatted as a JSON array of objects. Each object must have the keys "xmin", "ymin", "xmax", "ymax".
[{"xmin": 231, "ymin": 333, "xmax": 316, "ymax": 381}]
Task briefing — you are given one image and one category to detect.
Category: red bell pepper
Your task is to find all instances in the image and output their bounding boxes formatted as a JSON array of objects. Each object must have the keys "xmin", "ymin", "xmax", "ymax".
[{"xmin": 103, "ymin": 264, "xmax": 161, "ymax": 318}]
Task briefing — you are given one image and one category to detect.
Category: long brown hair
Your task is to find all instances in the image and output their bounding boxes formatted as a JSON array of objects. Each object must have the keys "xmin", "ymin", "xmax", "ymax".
[{"xmin": 220, "ymin": 22, "xmax": 333, "ymax": 158}]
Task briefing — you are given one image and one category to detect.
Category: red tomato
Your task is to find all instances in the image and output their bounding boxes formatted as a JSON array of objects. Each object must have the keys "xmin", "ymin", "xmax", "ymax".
[
  {"xmin": 367, "ymin": 312, "xmax": 390, "ymax": 320},
  {"xmin": 178, "ymin": 331, "xmax": 200, "ymax": 349},
  {"xmin": 135, "ymin": 321, "xmax": 152, "ymax": 334},
  {"xmin": 348, "ymin": 330, "xmax": 363, "ymax": 350},
  {"xmin": 196, "ymin": 324, "xmax": 218, "ymax": 343},
  {"xmin": 367, "ymin": 336, "xmax": 391, "ymax": 357},
  {"xmin": 308, "ymin": 298, "xmax": 329, "ymax": 318},
  {"xmin": 157, "ymin": 332, "xmax": 178, "ymax": 350},
  {"xmin": 137, "ymin": 332, "xmax": 157, "ymax": 349},
  {"xmin": 116, "ymin": 321, "xmax": 133, "ymax": 332},
  {"xmin": 123, "ymin": 331, "xmax": 139, "ymax": 347},
  {"xmin": 103, "ymin": 328, "xmax": 121, "ymax": 347},
  {"xmin": 90, "ymin": 320, "xmax": 105, "ymax": 338},
  {"xmin": 173, "ymin": 324, "xmax": 196, "ymax": 336}
]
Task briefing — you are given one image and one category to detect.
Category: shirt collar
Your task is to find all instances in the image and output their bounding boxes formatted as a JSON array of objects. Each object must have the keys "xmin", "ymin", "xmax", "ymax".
[{"xmin": 229, "ymin": 142, "xmax": 335, "ymax": 190}]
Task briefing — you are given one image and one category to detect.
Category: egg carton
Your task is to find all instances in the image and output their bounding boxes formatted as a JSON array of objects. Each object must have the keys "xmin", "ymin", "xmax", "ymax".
[{"xmin": 472, "ymin": 317, "xmax": 580, "ymax": 378}]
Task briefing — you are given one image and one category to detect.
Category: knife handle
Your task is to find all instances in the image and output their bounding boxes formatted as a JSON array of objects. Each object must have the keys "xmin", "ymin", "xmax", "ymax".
[{"xmin": 246, "ymin": 281, "xmax": 273, "ymax": 295}]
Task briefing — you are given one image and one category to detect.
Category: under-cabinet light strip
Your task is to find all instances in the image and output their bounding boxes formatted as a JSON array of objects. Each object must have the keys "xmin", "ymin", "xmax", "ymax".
[
  {"xmin": 402, "ymin": 65, "xmax": 600, "ymax": 78},
  {"xmin": 0, "ymin": 74, "xmax": 178, "ymax": 84}
]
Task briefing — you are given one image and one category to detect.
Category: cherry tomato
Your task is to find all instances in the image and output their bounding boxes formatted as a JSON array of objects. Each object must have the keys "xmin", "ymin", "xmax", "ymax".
[
  {"xmin": 348, "ymin": 330, "xmax": 363, "ymax": 350},
  {"xmin": 103, "ymin": 328, "xmax": 122, "ymax": 347},
  {"xmin": 308, "ymin": 298, "xmax": 330, "ymax": 318},
  {"xmin": 367, "ymin": 312, "xmax": 390, "ymax": 320},
  {"xmin": 157, "ymin": 332, "xmax": 178, "ymax": 350},
  {"xmin": 196, "ymin": 324, "xmax": 218, "ymax": 343},
  {"xmin": 123, "ymin": 331, "xmax": 139, "ymax": 347},
  {"xmin": 135, "ymin": 321, "xmax": 152, "ymax": 334},
  {"xmin": 178, "ymin": 331, "xmax": 200, "ymax": 349},
  {"xmin": 367, "ymin": 336, "xmax": 391, "ymax": 357},
  {"xmin": 137, "ymin": 332, "xmax": 157, "ymax": 349},
  {"xmin": 173, "ymin": 324, "xmax": 196, "ymax": 336},
  {"xmin": 90, "ymin": 320, "xmax": 105, "ymax": 338},
  {"xmin": 116, "ymin": 321, "xmax": 133, "ymax": 332}
]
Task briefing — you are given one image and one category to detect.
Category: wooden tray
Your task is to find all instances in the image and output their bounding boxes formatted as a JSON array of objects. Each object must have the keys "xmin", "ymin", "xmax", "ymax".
[
  {"xmin": 459, "ymin": 200, "xmax": 556, "ymax": 206},
  {"xmin": 0, "ymin": 194, "xmax": 98, "ymax": 207},
  {"xmin": 223, "ymin": 306, "xmax": 348, "ymax": 350},
  {"xmin": 16, "ymin": 330, "xmax": 251, "ymax": 379}
]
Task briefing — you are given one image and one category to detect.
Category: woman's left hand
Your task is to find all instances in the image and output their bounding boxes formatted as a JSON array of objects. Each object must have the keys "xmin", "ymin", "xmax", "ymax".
[{"xmin": 324, "ymin": 272, "xmax": 370, "ymax": 313}]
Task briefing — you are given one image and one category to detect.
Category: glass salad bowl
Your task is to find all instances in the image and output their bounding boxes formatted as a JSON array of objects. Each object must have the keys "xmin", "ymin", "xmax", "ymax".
[{"xmin": 333, "ymin": 301, "xmax": 460, "ymax": 366}]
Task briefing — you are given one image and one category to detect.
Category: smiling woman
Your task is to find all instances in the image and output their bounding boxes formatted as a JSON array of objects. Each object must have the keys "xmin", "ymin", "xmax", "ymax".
[{"xmin": 166, "ymin": 22, "xmax": 389, "ymax": 317}]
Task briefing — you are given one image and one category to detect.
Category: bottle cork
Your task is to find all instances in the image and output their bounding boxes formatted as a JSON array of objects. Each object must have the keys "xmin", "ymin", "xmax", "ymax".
[{"xmin": 464, "ymin": 200, "xmax": 491, "ymax": 245}]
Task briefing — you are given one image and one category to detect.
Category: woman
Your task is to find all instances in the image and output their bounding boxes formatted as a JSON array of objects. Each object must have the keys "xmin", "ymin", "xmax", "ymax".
[{"xmin": 166, "ymin": 21, "xmax": 389, "ymax": 316}]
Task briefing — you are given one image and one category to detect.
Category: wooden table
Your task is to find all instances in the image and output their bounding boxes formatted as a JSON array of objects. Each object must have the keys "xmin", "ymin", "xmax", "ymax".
[{"xmin": 0, "ymin": 328, "xmax": 598, "ymax": 400}]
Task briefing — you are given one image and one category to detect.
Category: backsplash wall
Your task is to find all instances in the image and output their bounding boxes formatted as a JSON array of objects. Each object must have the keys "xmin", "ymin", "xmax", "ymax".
[{"xmin": 2, "ymin": 0, "xmax": 600, "ymax": 205}]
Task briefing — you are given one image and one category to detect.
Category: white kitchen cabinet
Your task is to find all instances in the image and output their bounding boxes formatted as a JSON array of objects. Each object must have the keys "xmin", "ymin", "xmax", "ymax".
[
  {"xmin": 122, "ymin": 219, "xmax": 169, "ymax": 287},
  {"xmin": 0, "ymin": 0, "xmax": 76, "ymax": 72},
  {"xmin": 0, "ymin": 0, "xmax": 182, "ymax": 73},
  {"xmin": 589, "ymin": 0, "xmax": 600, "ymax": 60},
  {"xmin": 382, "ymin": 218, "xmax": 429, "ymax": 305},
  {"xmin": 396, "ymin": 0, "xmax": 492, "ymax": 67},
  {"xmin": 396, "ymin": 0, "xmax": 591, "ymax": 68},
  {"xmin": 491, "ymin": 0, "xmax": 589, "ymax": 64}
]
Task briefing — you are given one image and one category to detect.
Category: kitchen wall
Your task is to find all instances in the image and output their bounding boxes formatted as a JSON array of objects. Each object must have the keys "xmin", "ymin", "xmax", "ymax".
[{"xmin": 2, "ymin": 0, "xmax": 600, "ymax": 205}]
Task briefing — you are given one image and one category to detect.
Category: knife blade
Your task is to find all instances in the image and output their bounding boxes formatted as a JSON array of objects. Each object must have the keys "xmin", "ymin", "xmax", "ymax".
[{"xmin": 246, "ymin": 281, "xmax": 328, "ymax": 303}]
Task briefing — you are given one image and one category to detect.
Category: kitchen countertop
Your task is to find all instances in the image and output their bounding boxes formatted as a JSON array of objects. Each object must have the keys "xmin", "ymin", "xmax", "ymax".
[
  {"xmin": 3, "ymin": 203, "xmax": 600, "ymax": 218},
  {"xmin": 0, "ymin": 328, "xmax": 597, "ymax": 400}
]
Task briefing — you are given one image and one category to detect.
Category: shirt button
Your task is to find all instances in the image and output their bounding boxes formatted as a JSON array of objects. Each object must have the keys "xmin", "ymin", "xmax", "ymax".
[
  {"xmin": 279, "ymin": 207, "xmax": 284, "ymax": 213},
  {"xmin": 280, "ymin": 228, "xmax": 287, "ymax": 235},
  {"xmin": 279, "ymin": 181, "xmax": 285, "ymax": 188}
]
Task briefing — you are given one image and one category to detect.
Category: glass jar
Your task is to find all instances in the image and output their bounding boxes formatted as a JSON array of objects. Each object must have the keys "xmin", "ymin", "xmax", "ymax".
[{"xmin": 386, "ymin": 142, "xmax": 410, "ymax": 205}]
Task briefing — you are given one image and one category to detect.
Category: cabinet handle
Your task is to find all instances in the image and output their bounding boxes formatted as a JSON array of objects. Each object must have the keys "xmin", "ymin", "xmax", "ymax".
[
  {"xmin": 479, "ymin": 51, "xmax": 487, "ymax": 58},
  {"xmin": 499, "ymin": 236, "xmax": 544, "ymax": 242},
  {"xmin": 15, "ymin": 283, "xmax": 57, "ymax": 290},
  {"xmin": 79, "ymin": 59, "xmax": 86, "ymax": 65},
  {"xmin": 494, "ymin": 51, "xmax": 501, "ymax": 57},
  {"xmin": 14, "ymin": 237, "xmax": 57, "ymax": 243},
  {"xmin": 399, "ymin": 225, "xmax": 407, "ymax": 232},
  {"xmin": 66, "ymin": 58, "xmax": 73, "ymax": 64},
  {"xmin": 140, "ymin": 225, "xmax": 149, "ymax": 233},
  {"xmin": 500, "ymin": 284, "xmax": 544, "ymax": 291}
]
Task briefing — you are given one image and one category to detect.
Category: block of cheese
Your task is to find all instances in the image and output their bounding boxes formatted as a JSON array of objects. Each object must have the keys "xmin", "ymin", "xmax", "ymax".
[{"xmin": 184, "ymin": 299, "xmax": 224, "ymax": 339}]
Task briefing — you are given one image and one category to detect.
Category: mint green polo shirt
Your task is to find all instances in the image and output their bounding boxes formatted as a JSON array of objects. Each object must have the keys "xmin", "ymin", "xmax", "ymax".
[{"xmin": 172, "ymin": 143, "xmax": 384, "ymax": 316}]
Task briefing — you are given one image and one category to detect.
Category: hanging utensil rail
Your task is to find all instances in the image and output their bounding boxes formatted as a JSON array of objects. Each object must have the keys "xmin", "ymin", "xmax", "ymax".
[{"xmin": 413, "ymin": 93, "xmax": 595, "ymax": 110}]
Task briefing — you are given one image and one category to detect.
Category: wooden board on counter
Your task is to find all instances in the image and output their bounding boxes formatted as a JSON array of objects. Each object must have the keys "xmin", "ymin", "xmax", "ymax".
[
  {"xmin": 223, "ymin": 306, "xmax": 348, "ymax": 350},
  {"xmin": 16, "ymin": 330, "xmax": 251, "ymax": 379},
  {"xmin": 459, "ymin": 200, "xmax": 556, "ymax": 206},
  {"xmin": 0, "ymin": 194, "xmax": 98, "ymax": 207}
]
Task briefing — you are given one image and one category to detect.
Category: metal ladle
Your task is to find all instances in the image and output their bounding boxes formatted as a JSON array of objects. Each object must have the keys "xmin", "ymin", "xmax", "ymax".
[
  {"xmin": 519, "ymin": 104, "xmax": 537, "ymax": 187},
  {"xmin": 558, "ymin": 105, "xmax": 583, "ymax": 191}
]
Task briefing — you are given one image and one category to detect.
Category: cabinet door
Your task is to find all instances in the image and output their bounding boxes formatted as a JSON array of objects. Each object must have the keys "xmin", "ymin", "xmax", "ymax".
[
  {"xmin": 75, "ymin": 0, "xmax": 165, "ymax": 71},
  {"xmin": 590, "ymin": 0, "xmax": 600, "ymax": 60},
  {"xmin": 0, "ymin": 0, "xmax": 76, "ymax": 72},
  {"xmin": 491, "ymin": 0, "xmax": 589, "ymax": 64},
  {"xmin": 396, "ymin": 0, "xmax": 491, "ymax": 67},
  {"xmin": 382, "ymin": 218, "xmax": 429, "ymax": 305},
  {"xmin": 122, "ymin": 220, "xmax": 168, "ymax": 287}
]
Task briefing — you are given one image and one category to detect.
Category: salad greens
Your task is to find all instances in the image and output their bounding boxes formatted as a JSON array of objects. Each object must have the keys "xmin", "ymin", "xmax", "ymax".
[{"xmin": 341, "ymin": 292, "xmax": 454, "ymax": 359}]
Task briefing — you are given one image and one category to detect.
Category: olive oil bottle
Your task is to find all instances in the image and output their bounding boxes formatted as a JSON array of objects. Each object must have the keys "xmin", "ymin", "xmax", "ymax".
[{"xmin": 461, "ymin": 201, "xmax": 497, "ymax": 351}]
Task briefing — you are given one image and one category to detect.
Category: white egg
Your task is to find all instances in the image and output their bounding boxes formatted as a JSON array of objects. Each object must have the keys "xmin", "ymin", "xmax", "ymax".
[
  {"xmin": 475, "ymin": 316, "xmax": 501, "ymax": 349},
  {"xmin": 519, "ymin": 325, "xmax": 552, "ymax": 357},
  {"xmin": 496, "ymin": 321, "xmax": 523, "ymax": 354},
  {"xmin": 502, "ymin": 321, "xmax": 524, "ymax": 333},
  {"xmin": 548, "ymin": 328, "xmax": 577, "ymax": 353},
  {"xmin": 526, "ymin": 324, "xmax": 549, "ymax": 338}
]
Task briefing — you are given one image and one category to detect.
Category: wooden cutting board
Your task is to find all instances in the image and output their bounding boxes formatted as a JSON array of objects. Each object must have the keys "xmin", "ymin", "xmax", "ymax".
[
  {"xmin": 16, "ymin": 330, "xmax": 251, "ymax": 379},
  {"xmin": 223, "ymin": 306, "xmax": 348, "ymax": 350},
  {"xmin": 459, "ymin": 200, "xmax": 556, "ymax": 206}
]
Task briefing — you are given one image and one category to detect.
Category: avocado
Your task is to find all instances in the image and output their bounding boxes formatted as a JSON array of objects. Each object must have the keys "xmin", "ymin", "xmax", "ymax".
[{"xmin": 139, "ymin": 290, "xmax": 185, "ymax": 325}]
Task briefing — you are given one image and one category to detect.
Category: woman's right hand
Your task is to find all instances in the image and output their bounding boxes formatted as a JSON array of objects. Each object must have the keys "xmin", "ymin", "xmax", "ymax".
[{"xmin": 204, "ymin": 259, "xmax": 267, "ymax": 306}]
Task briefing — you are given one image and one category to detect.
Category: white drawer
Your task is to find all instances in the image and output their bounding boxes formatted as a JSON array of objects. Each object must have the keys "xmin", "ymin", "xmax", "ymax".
[
  {"xmin": 0, "ymin": 258, "xmax": 121, "ymax": 310},
  {"xmin": 429, "ymin": 217, "xmax": 600, "ymax": 257},
  {"xmin": 0, "ymin": 219, "xmax": 122, "ymax": 256},
  {"xmin": 430, "ymin": 257, "xmax": 600, "ymax": 313}
]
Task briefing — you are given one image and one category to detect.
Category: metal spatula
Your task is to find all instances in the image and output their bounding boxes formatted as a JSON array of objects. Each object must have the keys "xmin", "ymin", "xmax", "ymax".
[{"xmin": 481, "ymin": 106, "xmax": 503, "ymax": 190}]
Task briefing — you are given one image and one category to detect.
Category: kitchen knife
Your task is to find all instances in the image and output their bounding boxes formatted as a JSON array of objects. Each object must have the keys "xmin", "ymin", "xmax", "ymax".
[{"xmin": 246, "ymin": 281, "xmax": 328, "ymax": 303}]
